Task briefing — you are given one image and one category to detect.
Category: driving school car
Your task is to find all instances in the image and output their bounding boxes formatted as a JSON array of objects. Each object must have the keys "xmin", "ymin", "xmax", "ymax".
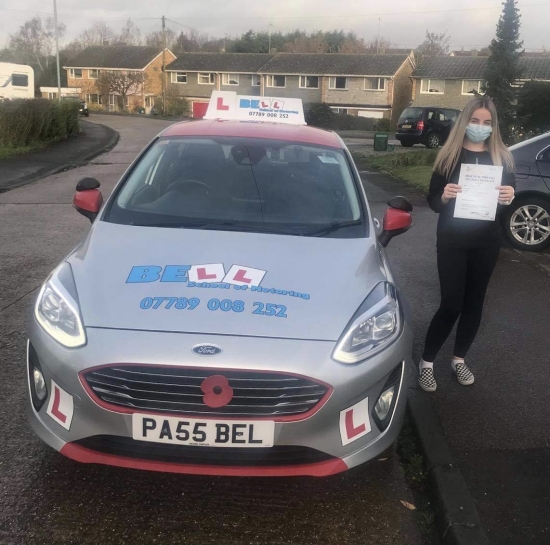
[{"xmin": 27, "ymin": 91, "xmax": 414, "ymax": 477}]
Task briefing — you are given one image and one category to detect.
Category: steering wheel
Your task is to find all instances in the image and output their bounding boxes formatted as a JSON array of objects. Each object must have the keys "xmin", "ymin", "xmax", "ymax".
[{"xmin": 165, "ymin": 179, "xmax": 212, "ymax": 195}]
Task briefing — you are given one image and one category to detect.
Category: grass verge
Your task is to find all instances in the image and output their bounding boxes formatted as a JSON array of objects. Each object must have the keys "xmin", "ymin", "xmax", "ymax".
[
  {"xmin": 397, "ymin": 415, "xmax": 437, "ymax": 538},
  {"xmin": 0, "ymin": 141, "xmax": 50, "ymax": 161},
  {"xmin": 351, "ymin": 149, "xmax": 438, "ymax": 193}
]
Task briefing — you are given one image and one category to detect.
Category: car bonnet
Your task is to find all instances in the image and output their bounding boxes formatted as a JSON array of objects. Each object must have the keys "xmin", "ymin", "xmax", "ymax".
[{"xmin": 68, "ymin": 222, "xmax": 387, "ymax": 342}]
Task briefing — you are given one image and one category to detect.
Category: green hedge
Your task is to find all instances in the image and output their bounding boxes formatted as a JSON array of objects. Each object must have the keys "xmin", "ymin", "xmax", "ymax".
[
  {"xmin": 0, "ymin": 98, "xmax": 80, "ymax": 148},
  {"xmin": 304, "ymin": 102, "xmax": 391, "ymax": 132}
]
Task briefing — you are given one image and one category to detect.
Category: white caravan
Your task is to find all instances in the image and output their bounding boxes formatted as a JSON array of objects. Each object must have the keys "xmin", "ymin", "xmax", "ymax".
[{"xmin": 0, "ymin": 62, "xmax": 34, "ymax": 99}]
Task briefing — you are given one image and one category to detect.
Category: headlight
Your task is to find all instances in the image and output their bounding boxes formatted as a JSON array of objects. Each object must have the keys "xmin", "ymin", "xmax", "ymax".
[
  {"xmin": 34, "ymin": 264, "xmax": 86, "ymax": 348},
  {"xmin": 332, "ymin": 282, "xmax": 401, "ymax": 364}
]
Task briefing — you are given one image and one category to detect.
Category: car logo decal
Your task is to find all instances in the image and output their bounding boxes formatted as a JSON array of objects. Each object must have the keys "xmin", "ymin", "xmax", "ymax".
[
  {"xmin": 192, "ymin": 344, "xmax": 222, "ymax": 356},
  {"xmin": 201, "ymin": 375, "xmax": 234, "ymax": 408}
]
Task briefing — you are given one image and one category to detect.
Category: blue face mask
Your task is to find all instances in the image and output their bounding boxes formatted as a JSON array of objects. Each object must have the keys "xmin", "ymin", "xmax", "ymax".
[{"xmin": 465, "ymin": 123, "xmax": 493, "ymax": 143}]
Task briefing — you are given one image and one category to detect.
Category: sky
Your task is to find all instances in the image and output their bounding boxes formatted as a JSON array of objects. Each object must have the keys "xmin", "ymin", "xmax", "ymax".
[{"xmin": 1, "ymin": 0, "xmax": 549, "ymax": 51}]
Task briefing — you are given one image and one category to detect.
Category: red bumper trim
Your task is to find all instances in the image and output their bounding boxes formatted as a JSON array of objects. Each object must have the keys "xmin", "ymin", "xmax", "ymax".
[{"xmin": 60, "ymin": 443, "xmax": 348, "ymax": 477}]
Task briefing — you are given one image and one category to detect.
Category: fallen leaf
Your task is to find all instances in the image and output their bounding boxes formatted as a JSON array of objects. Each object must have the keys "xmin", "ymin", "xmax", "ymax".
[{"xmin": 400, "ymin": 500, "xmax": 416, "ymax": 510}]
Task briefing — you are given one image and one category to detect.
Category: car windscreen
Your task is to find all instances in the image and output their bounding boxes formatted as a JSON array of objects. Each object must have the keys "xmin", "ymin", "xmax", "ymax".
[
  {"xmin": 399, "ymin": 107, "xmax": 424, "ymax": 121},
  {"xmin": 105, "ymin": 136, "xmax": 365, "ymax": 238}
]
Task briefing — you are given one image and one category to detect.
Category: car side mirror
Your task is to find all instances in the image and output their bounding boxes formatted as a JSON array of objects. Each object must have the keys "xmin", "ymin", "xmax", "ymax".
[
  {"xmin": 379, "ymin": 196, "xmax": 413, "ymax": 247},
  {"xmin": 74, "ymin": 178, "xmax": 103, "ymax": 222}
]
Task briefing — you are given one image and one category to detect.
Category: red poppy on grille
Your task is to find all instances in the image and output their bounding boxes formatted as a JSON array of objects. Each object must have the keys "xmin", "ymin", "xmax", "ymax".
[{"xmin": 200, "ymin": 375, "xmax": 234, "ymax": 408}]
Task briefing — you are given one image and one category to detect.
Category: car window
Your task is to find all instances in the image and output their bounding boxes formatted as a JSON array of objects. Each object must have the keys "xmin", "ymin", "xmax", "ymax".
[
  {"xmin": 442, "ymin": 109, "xmax": 458, "ymax": 123},
  {"xmin": 426, "ymin": 110, "xmax": 436, "ymax": 120},
  {"xmin": 399, "ymin": 107, "xmax": 423, "ymax": 121},
  {"xmin": 107, "ymin": 136, "xmax": 364, "ymax": 237},
  {"xmin": 538, "ymin": 146, "xmax": 550, "ymax": 163}
]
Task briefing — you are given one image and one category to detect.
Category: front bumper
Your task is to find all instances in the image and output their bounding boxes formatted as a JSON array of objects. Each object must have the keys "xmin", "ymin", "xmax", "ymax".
[{"xmin": 27, "ymin": 319, "xmax": 412, "ymax": 477}]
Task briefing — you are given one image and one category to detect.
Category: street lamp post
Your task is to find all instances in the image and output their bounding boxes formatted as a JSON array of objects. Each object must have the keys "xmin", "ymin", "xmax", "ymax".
[{"xmin": 53, "ymin": 0, "xmax": 61, "ymax": 101}]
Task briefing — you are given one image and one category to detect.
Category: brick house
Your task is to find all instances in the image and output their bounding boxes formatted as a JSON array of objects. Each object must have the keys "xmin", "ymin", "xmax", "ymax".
[
  {"xmin": 63, "ymin": 46, "xmax": 176, "ymax": 113},
  {"xmin": 165, "ymin": 52, "xmax": 415, "ymax": 127},
  {"xmin": 411, "ymin": 56, "xmax": 550, "ymax": 110}
]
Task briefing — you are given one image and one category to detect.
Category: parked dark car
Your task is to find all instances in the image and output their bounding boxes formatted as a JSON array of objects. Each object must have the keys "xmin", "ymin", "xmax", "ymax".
[
  {"xmin": 62, "ymin": 95, "xmax": 89, "ymax": 117},
  {"xmin": 395, "ymin": 107, "xmax": 460, "ymax": 148},
  {"xmin": 505, "ymin": 132, "xmax": 550, "ymax": 252}
]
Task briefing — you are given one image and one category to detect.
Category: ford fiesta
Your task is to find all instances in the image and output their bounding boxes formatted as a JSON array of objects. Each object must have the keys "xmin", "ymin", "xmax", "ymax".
[{"xmin": 27, "ymin": 92, "xmax": 414, "ymax": 477}]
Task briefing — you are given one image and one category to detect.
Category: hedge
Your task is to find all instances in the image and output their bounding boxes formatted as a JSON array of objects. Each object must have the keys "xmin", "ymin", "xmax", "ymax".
[{"xmin": 0, "ymin": 98, "xmax": 80, "ymax": 148}]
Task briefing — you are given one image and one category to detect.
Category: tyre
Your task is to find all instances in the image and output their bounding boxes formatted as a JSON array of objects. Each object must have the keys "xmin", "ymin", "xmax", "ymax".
[
  {"xmin": 502, "ymin": 197, "xmax": 550, "ymax": 252},
  {"xmin": 425, "ymin": 133, "xmax": 440, "ymax": 149},
  {"xmin": 85, "ymin": 111, "xmax": 90, "ymax": 117},
  {"xmin": 400, "ymin": 140, "xmax": 414, "ymax": 147}
]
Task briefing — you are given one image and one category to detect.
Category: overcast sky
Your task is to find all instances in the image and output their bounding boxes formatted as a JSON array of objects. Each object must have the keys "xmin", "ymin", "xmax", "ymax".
[{"xmin": 1, "ymin": 0, "xmax": 549, "ymax": 51}]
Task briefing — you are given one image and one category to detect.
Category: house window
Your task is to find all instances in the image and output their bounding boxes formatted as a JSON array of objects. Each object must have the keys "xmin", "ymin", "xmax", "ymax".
[
  {"xmin": 198, "ymin": 73, "xmax": 215, "ymax": 85},
  {"xmin": 86, "ymin": 93, "xmax": 101, "ymax": 104},
  {"xmin": 266, "ymin": 75, "xmax": 286, "ymax": 88},
  {"xmin": 329, "ymin": 77, "xmax": 348, "ymax": 90},
  {"xmin": 12, "ymin": 74, "xmax": 29, "ymax": 87},
  {"xmin": 171, "ymin": 72, "xmax": 187, "ymax": 83},
  {"xmin": 48, "ymin": 92, "xmax": 57, "ymax": 100},
  {"xmin": 364, "ymin": 77, "xmax": 385, "ymax": 91},
  {"xmin": 69, "ymin": 69, "xmax": 83, "ymax": 79},
  {"xmin": 89, "ymin": 69, "xmax": 99, "ymax": 79},
  {"xmin": 299, "ymin": 76, "xmax": 319, "ymax": 89},
  {"xmin": 108, "ymin": 94, "xmax": 116, "ymax": 106},
  {"xmin": 252, "ymin": 74, "xmax": 261, "ymax": 86},
  {"xmin": 332, "ymin": 108, "xmax": 348, "ymax": 114},
  {"xmin": 420, "ymin": 79, "xmax": 445, "ymax": 94},
  {"xmin": 222, "ymin": 73, "xmax": 240, "ymax": 85},
  {"xmin": 462, "ymin": 80, "xmax": 483, "ymax": 95}
]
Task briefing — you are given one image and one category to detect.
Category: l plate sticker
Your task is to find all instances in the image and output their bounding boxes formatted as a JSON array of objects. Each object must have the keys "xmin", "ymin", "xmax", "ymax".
[
  {"xmin": 339, "ymin": 397, "xmax": 371, "ymax": 446},
  {"xmin": 46, "ymin": 381, "xmax": 74, "ymax": 430}
]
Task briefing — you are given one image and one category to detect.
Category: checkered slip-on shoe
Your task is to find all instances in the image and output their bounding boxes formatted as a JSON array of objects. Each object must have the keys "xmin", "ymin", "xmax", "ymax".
[
  {"xmin": 418, "ymin": 368, "xmax": 437, "ymax": 392},
  {"xmin": 452, "ymin": 361, "xmax": 475, "ymax": 386}
]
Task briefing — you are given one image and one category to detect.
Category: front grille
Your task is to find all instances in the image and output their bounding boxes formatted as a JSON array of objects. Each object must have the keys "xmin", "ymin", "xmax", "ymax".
[
  {"xmin": 83, "ymin": 365, "xmax": 329, "ymax": 418},
  {"xmin": 74, "ymin": 435, "xmax": 334, "ymax": 467}
]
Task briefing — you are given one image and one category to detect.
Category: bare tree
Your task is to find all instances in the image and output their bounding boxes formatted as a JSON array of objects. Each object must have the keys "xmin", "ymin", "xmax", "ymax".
[
  {"xmin": 116, "ymin": 19, "xmax": 142, "ymax": 46},
  {"xmin": 8, "ymin": 17, "xmax": 66, "ymax": 71},
  {"xmin": 145, "ymin": 29, "xmax": 177, "ymax": 49},
  {"xmin": 365, "ymin": 36, "xmax": 393, "ymax": 53},
  {"xmin": 416, "ymin": 30, "xmax": 451, "ymax": 62},
  {"xmin": 283, "ymin": 33, "xmax": 327, "ymax": 53},
  {"xmin": 79, "ymin": 21, "xmax": 117, "ymax": 48},
  {"xmin": 96, "ymin": 71, "xmax": 148, "ymax": 111}
]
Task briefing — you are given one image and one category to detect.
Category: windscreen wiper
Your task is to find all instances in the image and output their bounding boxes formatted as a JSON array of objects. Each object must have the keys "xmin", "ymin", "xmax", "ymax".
[
  {"xmin": 130, "ymin": 220, "xmax": 285, "ymax": 233},
  {"xmin": 302, "ymin": 220, "xmax": 363, "ymax": 237}
]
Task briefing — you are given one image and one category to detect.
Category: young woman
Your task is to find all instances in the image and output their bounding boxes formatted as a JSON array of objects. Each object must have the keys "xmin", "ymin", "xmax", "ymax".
[{"xmin": 418, "ymin": 97, "xmax": 516, "ymax": 392}]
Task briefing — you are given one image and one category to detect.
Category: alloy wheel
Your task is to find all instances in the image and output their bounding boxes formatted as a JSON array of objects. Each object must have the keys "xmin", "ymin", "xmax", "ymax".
[{"xmin": 510, "ymin": 204, "xmax": 550, "ymax": 246}]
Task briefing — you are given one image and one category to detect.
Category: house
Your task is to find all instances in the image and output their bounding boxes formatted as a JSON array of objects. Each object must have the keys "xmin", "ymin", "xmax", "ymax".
[
  {"xmin": 165, "ymin": 53, "xmax": 273, "ymax": 118},
  {"xmin": 411, "ymin": 56, "xmax": 550, "ymax": 110},
  {"xmin": 63, "ymin": 46, "xmax": 176, "ymax": 113},
  {"xmin": 165, "ymin": 52, "xmax": 415, "ymax": 126}
]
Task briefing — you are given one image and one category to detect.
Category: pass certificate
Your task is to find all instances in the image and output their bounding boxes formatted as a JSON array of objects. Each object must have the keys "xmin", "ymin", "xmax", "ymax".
[{"xmin": 453, "ymin": 163, "xmax": 503, "ymax": 221}]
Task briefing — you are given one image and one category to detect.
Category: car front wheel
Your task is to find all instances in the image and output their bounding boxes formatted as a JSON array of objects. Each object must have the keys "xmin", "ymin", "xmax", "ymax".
[
  {"xmin": 425, "ymin": 133, "xmax": 440, "ymax": 149},
  {"xmin": 503, "ymin": 198, "xmax": 550, "ymax": 251}
]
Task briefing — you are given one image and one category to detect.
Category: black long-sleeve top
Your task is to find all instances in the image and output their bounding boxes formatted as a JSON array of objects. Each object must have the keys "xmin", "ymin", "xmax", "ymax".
[{"xmin": 427, "ymin": 148, "xmax": 516, "ymax": 248}]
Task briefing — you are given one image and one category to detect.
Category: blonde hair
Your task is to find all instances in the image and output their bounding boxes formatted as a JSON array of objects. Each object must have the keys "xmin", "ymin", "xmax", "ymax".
[{"xmin": 433, "ymin": 96, "xmax": 515, "ymax": 178}]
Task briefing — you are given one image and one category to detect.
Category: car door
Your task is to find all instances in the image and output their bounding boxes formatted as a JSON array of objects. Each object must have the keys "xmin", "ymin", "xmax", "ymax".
[
  {"xmin": 439, "ymin": 110, "xmax": 456, "ymax": 141},
  {"xmin": 536, "ymin": 144, "xmax": 550, "ymax": 190},
  {"xmin": 425, "ymin": 108, "xmax": 437, "ymax": 134}
]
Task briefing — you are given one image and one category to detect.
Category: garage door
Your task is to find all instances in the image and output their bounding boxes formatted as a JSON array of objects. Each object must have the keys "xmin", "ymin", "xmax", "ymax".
[{"xmin": 358, "ymin": 110, "xmax": 384, "ymax": 119}]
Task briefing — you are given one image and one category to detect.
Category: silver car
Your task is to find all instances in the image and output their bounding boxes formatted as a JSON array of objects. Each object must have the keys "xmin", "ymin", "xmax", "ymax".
[{"xmin": 27, "ymin": 114, "xmax": 413, "ymax": 477}]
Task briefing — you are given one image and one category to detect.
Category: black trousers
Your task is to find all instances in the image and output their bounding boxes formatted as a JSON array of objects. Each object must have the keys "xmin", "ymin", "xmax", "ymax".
[{"xmin": 422, "ymin": 245, "xmax": 500, "ymax": 362}]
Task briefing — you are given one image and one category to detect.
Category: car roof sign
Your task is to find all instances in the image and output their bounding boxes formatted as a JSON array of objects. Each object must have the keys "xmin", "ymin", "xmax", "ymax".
[{"xmin": 204, "ymin": 91, "xmax": 307, "ymax": 126}]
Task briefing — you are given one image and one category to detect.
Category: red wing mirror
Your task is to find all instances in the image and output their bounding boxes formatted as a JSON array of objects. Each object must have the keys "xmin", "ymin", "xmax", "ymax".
[
  {"xmin": 379, "ymin": 196, "xmax": 413, "ymax": 247},
  {"xmin": 74, "ymin": 178, "xmax": 103, "ymax": 222}
]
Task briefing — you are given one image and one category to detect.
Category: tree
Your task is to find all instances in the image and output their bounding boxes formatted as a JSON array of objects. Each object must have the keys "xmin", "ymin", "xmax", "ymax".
[
  {"xmin": 8, "ymin": 17, "xmax": 66, "ymax": 71},
  {"xmin": 483, "ymin": 0, "xmax": 524, "ymax": 140},
  {"xmin": 96, "ymin": 71, "xmax": 148, "ymax": 111},
  {"xmin": 78, "ymin": 21, "xmax": 117, "ymax": 47},
  {"xmin": 283, "ymin": 32, "xmax": 327, "ymax": 53},
  {"xmin": 365, "ymin": 36, "xmax": 393, "ymax": 53},
  {"xmin": 116, "ymin": 19, "xmax": 142, "ymax": 46},
  {"xmin": 516, "ymin": 81, "xmax": 550, "ymax": 135},
  {"xmin": 415, "ymin": 30, "xmax": 451, "ymax": 63},
  {"xmin": 144, "ymin": 28, "xmax": 177, "ymax": 49}
]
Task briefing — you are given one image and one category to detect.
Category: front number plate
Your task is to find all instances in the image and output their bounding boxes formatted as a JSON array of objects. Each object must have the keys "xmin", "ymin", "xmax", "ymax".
[{"xmin": 132, "ymin": 414, "xmax": 275, "ymax": 448}]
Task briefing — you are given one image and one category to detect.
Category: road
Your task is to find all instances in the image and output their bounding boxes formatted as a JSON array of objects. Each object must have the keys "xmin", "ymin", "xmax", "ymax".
[
  {"xmin": 0, "ymin": 115, "xmax": 427, "ymax": 545},
  {"xmin": 361, "ymin": 170, "xmax": 550, "ymax": 545}
]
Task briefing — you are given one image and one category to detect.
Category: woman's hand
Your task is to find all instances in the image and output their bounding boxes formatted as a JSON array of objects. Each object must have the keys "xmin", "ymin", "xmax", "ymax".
[
  {"xmin": 497, "ymin": 185, "xmax": 515, "ymax": 205},
  {"xmin": 441, "ymin": 183, "xmax": 462, "ymax": 204}
]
